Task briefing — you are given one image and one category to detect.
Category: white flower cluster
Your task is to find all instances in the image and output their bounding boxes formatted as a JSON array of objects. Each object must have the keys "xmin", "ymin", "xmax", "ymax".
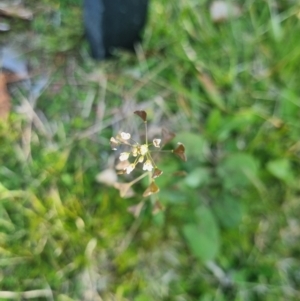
[{"xmin": 111, "ymin": 132, "xmax": 161, "ymax": 174}]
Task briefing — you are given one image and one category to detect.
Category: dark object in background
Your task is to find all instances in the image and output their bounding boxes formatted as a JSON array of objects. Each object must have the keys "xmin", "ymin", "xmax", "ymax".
[{"xmin": 83, "ymin": 0, "xmax": 149, "ymax": 60}]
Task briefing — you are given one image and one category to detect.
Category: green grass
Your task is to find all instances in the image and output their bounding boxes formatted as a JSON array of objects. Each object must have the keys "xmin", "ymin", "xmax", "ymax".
[{"xmin": 1, "ymin": 0, "xmax": 300, "ymax": 300}]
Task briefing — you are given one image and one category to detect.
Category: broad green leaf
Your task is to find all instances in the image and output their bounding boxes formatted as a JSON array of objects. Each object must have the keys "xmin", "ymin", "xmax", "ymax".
[
  {"xmin": 0, "ymin": 182, "xmax": 9, "ymax": 193},
  {"xmin": 269, "ymin": 7, "xmax": 283, "ymax": 41},
  {"xmin": 213, "ymin": 196, "xmax": 243, "ymax": 228},
  {"xmin": 183, "ymin": 206, "xmax": 220, "ymax": 262},
  {"xmin": 184, "ymin": 167, "xmax": 210, "ymax": 188},
  {"xmin": 267, "ymin": 159, "xmax": 293, "ymax": 184},
  {"xmin": 207, "ymin": 109, "xmax": 257, "ymax": 141},
  {"xmin": 280, "ymin": 89, "xmax": 300, "ymax": 121},
  {"xmin": 134, "ymin": 295, "xmax": 151, "ymax": 301},
  {"xmin": 152, "ymin": 159, "xmax": 180, "ymax": 188},
  {"xmin": 217, "ymin": 153, "xmax": 259, "ymax": 190},
  {"xmin": 205, "ymin": 109, "xmax": 222, "ymax": 137}
]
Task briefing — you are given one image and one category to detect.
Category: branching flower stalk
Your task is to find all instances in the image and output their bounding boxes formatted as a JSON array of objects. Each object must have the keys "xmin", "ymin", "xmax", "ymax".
[{"xmin": 110, "ymin": 110, "xmax": 186, "ymax": 204}]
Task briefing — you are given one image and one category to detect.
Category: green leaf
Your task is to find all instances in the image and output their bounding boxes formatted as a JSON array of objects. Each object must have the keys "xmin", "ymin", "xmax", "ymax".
[
  {"xmin": 184, "ymin": 167, "xmax": 210, "ymax": 188},
  {"xmin": 183, "ymin": 206, "xmax": 220, "ymax": 262},
  {"xmin": 134, "ymin": 295, "xmax": 151, "ymax": 301},
  {"xmin": 213, "ymin": 196, "xmax": 244, "ymax": 228},
  {"xmin": 205, "ymin": 109, "xmax": 222, "ymax": 137},
  {"xmin": 0, "ymin": 182, "xmax": 9, "ymax": 193},
  {"xmin": 217, "ymin": 153, "xmax": 259, "ymax": 190},
  {"xmin": 280, "ymin": 89, "xmax": 300, "ymax": 121},
  {"xmin": 267, "ymin": 159, "xmax": 293, "ymax": 184},
  {"xmin": 206, "ymin": 109, "xmax": 258, "ymax": 141}
]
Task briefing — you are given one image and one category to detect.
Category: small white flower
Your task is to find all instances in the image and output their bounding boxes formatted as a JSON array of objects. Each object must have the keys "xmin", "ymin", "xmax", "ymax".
[
  {"xmin": 126, "ymin": 163, "xmax": 135, "ymax": 174},
  {"xmin": 138, "ymin": 156, "xmax": 144, "ymax": 163},
  {"xmin": 153, "ymin": 138, "xmax": 161, "ymax": 148},
  {"xmin": 132, "ymin": 146, "xmax": 138, "ymax": 157},
  {"xmin": 140, "ymin": 144, "xmax": 148, "ymax": 155},
  {"xmin": 143, "ymin": 160, "xmax": 153, "ymax": 171},
  {"xmin": 119, "ymin": 152, "xmax": 130, "ymax": 161},
  {"xmin": 120, "ymin": 132, "xmax": 131, "ymax": 140}
]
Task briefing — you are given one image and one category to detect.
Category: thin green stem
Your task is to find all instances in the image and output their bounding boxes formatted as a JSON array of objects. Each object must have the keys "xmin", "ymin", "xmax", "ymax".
[
  {"xmin": 150, "ymin": 150, "xmax": 173, "ymax": 153},
  {"xmin": 147, "ymin": 152, "xmax": 157, "ymax": 168},
  {"xmin": 129, "ymin": 172, "xmax": 148, "ymax": 186},
  {"xmin": 144, "ymin": 121, "xmax": 148, "ymax": 145},
  {"xmin": 133, "ymin": 156, "xmax": 139, "ymax": 165}
]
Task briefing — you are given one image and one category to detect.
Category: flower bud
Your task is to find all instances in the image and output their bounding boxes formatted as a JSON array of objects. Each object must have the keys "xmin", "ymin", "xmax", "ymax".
[{"xmin": 140, "ymin": 144, "xmax": 148, "ymax": 155}]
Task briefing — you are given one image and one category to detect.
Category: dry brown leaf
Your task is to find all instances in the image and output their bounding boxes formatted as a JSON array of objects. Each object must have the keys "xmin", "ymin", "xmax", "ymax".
[
  {"xmin": 0, "ymin": 5, "xmax": 33, "ymax": 20},
  {"xmin": 114, "ymin": 182, "xmax": 135, "ymax": 198},
  {"xmin": 152, "ymin": 168, "xmax": 163, "ymax": 179},
  {"xmin": 134, "ymin": 110, "xmax": 147, "ymax": 122},
  {"xmin": 0, "ymin": 72, "xmax": 11, "ymax": 120},
  {"xmin": 197, "ymin": 72, "xmax": 219, "ymax": 96},
  {"xmin": 173, "ymin": 143, "xmax": 187, "ymax": 162},
  {"xmin": 0, "ymin": 69, "xmax": 30, "ymax": 120},
  {"xmin": 96, "ymin": 169, "xmax": 118, "ymax": 186},
  {"xmin": 4, "ymin": 72, "xmax": 29, "ymax": 83},
  {"xmin": 143, "ymin": 181, "xmax": 160, "ymax": 197}
]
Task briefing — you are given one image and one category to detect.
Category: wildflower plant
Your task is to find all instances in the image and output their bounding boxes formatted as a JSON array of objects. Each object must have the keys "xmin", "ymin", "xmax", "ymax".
[{"xmin": 110, "ymin": 111, "xmax": 186, "ymax": 215}]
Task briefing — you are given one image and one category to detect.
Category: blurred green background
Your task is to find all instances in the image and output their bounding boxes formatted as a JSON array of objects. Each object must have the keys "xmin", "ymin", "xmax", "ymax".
[{"xmin": 1, "ymin": 0, "xmax": 300, "ymax": 300}]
